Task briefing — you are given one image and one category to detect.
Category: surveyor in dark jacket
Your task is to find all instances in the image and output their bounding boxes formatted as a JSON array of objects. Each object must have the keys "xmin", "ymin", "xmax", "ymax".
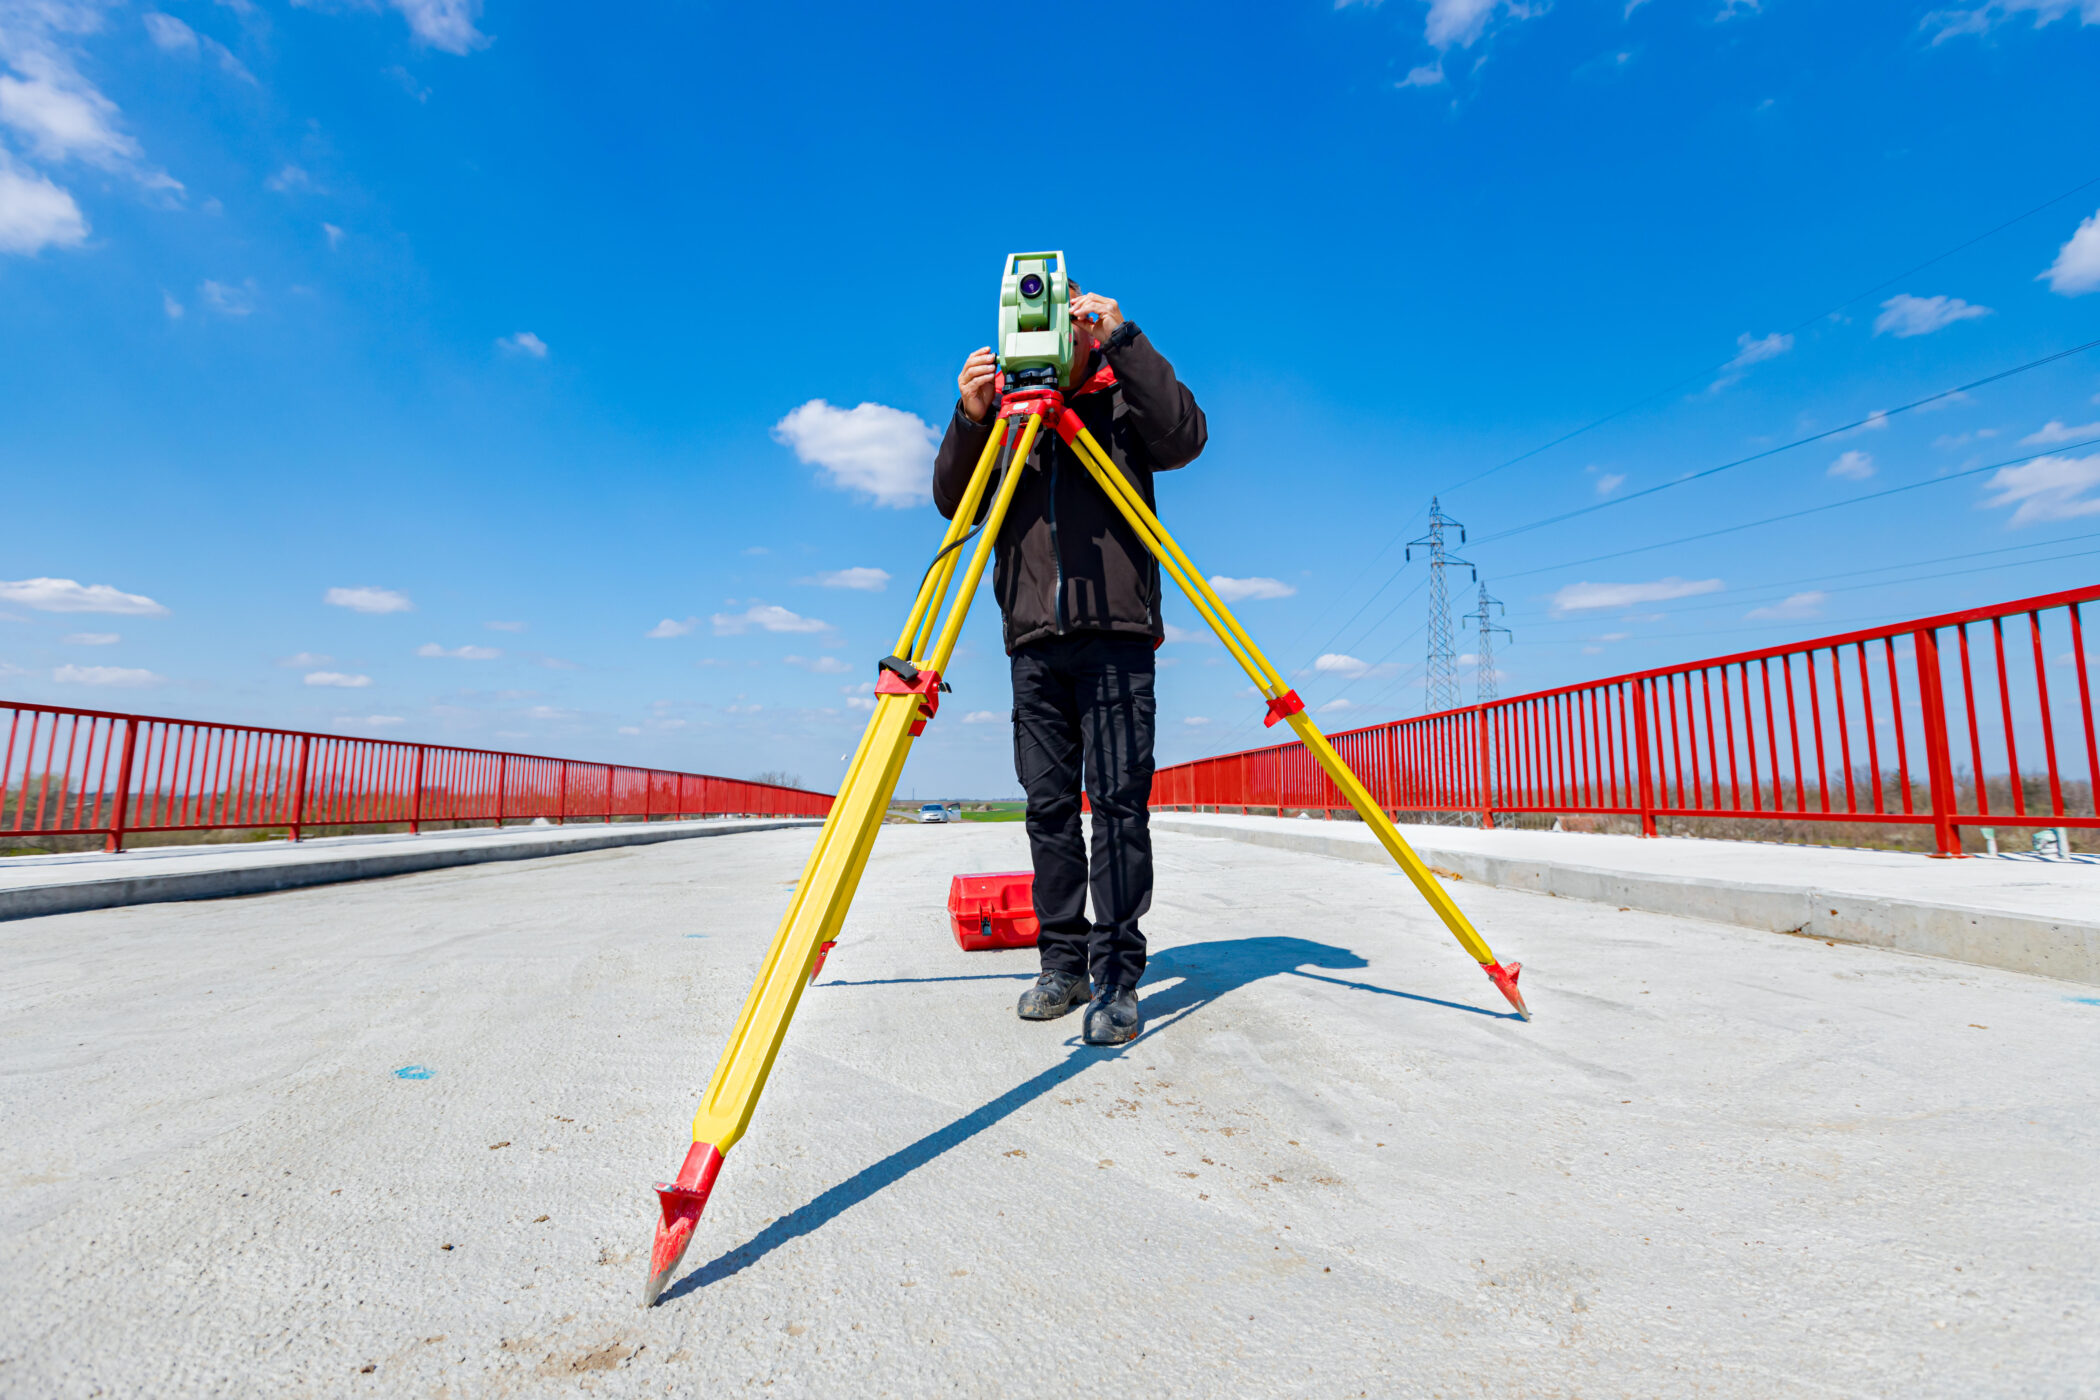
[{"xmin": 933, "ymin": 288, "xmax": 1207, "ymax": 1045}]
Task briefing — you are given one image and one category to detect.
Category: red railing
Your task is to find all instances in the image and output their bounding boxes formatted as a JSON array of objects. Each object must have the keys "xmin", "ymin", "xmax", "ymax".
[
  {"xmin": 1151, "ymin": 585, "xmax": 2100, "ymax": 855},
  {"xmin": 0, "ymin": 703, "xmax": 833, "ymax": 852}
]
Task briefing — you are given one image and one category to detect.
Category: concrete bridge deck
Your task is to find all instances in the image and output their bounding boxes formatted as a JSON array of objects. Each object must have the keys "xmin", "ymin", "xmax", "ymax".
[{"xmin": 2, "ymin": 822, "xmax": 2094, "ymax": 1397}]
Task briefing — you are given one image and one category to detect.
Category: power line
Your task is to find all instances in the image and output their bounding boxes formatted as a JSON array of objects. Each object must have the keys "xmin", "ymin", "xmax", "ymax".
[
  {"xmin": 1469, "ymin": 338, "xmax": 2100, "ymax": 548},
  {"xmin": 1503, "ymin": 529, "xmax": 2100, "ymax": 631},
  {"xmin": 1437, "ymin": 170, "xmax": 2100, "ymax": 498},
  {"xmin": 1494, "ymin": 435, "xmax": 2100, "ymax": 580}
]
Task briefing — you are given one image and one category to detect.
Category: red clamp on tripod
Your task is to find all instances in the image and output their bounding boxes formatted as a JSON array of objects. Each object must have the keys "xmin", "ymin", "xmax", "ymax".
[
  {"xmin": 1263, "ymin": 690, "xmax": 1306, "ymax": 728},
  {"xmin": 874, "ymin": 656, "xmax": 943, "ymax": 736}
]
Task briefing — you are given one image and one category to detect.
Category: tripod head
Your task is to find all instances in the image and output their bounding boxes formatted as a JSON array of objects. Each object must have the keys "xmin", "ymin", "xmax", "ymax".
[{"xmin": 997, "ymin": 250, "xmax": 1076, "ymax": 392}]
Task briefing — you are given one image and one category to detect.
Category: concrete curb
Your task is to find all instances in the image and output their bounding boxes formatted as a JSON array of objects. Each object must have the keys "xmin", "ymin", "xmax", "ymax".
[
  {"xmin": 1152, "ymin": 815, "xmax": 2100, "ymax": 986},
  {"xmin": 0, "ymin": 819, "xmax": 823, "ymax": 923}
]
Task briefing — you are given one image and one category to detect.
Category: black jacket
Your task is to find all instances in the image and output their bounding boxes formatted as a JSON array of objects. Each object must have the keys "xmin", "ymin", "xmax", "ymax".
[{"xmin": 932, "ymin": 327, "xmax": 1207, "ymax": 654}]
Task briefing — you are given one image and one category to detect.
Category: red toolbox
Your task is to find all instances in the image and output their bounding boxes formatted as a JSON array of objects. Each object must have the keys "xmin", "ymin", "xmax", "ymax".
[{"xmin": 947, "ymin": 871, "xmax": 1039, "ymax": 951}]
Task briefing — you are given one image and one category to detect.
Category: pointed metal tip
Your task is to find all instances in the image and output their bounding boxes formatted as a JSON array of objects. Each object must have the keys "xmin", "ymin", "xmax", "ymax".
[{"xmin": 639, "ymin": 1142, "xmax": 725, "ymax": 1309}]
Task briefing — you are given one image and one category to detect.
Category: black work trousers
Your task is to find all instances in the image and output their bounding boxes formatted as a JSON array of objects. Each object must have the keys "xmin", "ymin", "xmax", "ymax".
[{"xmin": 1010, "ymin": 631, "xmax": 1157, "ymax": 991}]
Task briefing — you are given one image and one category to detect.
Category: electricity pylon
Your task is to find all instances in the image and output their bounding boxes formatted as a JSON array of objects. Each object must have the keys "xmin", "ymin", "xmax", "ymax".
[
  {"xmin": 1464, "ymin": 581, "xmax": 1510, "ymax": 704},
  {"xmin": 1406, "ymin": 498, "xmax": 1473, "ymax": 716}
]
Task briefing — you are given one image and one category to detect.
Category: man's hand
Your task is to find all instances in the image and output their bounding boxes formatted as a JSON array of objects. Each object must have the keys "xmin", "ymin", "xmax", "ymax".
[
  {"xmin": 958, "ymin": 346, "xmax": 997, "ymax": 421},
  {"xmin": 1071, "ymin": 292, "xmax": 1124, "ymax": 342}
]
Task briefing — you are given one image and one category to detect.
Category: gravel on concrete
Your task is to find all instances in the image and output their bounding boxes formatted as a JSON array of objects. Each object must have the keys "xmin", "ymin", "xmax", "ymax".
[{"xmin": 2, "ymin": 823, "xmax": 2094, "ymax": 1398}]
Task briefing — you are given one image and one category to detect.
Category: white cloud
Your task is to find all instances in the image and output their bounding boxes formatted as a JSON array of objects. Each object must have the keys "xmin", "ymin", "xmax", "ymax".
[
  {"xmin": 1398, "ymin": 62, "xmax": 1444, "ymax": 86},
  {"xmin": 1161, "ymin": 622, "xmax": 1212, "ymax": 644},
  {"xmin": 646, "ymin": 617, "xmax": 697, "ymax": 639},
  {"xmin": 617, "ymin": 724, "xmax": 641, "ymax": 735},
  {"xmin": 1980, "ymin": 451, "xmax": 2100, "ymax": 526},
  {"xmin": 1709, "ymin": 330, "xmax": 1792, "ymax": 391},
  {"xmin": 1183, "ymin": 716, "xmax": 1211, "ymax": 727},
  {"xmin": 1928, "ymin": 1, "xmax": 2100, "ymax": 45},
  {"xmin": 0, "ymin": 151, "xmax": 87, "ymax": 254},
  {"xmin": 0, "ymin": 577, "xmax": 167, "ymax": 614},
  {"xmin": 304, "ymin": 670, "xmax": 372, "ymax": 687},
  {"xmin": 1828, "ymin": 450, "xmax": 1876, "ymax": 480},
  {"xmin": 711, "ymin": 602, "xmax": 828, "ymax": 635},
  {"xmin": 279, "ymin": 652, "xmax": 331, "ymax": 667},
  {"xmin": 1594, "ymin": 471, "xmax": 1626, "ymax": 496},
  {"xmin": 2024, "ymin": 420, "xmax": 2100, "ymax": 446},
  {"xmin": 525, "ymin": 704, "xmax": 574, "ymax": 721},
  {"xmin": 784, "ymin": 654, "xmax": 853, "ymax": 674},
  {"xmin": 2042, "ymin": 209, "xmax": 2100, "ymax": 295},
  {"xmin": 142, "ymin": 13, "xmax": 251, "ymax": 82},
  {"xmin": 1422, "ymin": 0, "xmax": 1537, "ymax": 48},
  {"xmin": 485, "ymin": 619, "xmax": 526, "ymax": 632},
  {"xmin": 54, "ymin": 663, "xmax": 161, "ymax": 687},
  {"xmin": 1318, "ymin": 698, "xmax": 1358, "ymax": 714},
  {"xmin": 1208, "ymin": 575, "xmax": 1297, "ymax": 601},
  {"xmin": 1315, "ymin": 653, "xmax": 1371, "ymax": 678},
  {"xmin": 265, "ymin": 163, "xmax": 312, "ymax": 193},
  {"xmin": 1873, "ymin": 293, "xmax": 1991, "ymax": 338},
  {"xmin": 200, "ymin": 279, "xmax": 255, "ymax": 315},
  {"xmin": 805, "ymin": 566, "xmax": 890, "ymax": 591},
  {"xmin": 322, "ymin": 221, "xmax": 345, "ymax": 251},
  {"xmin": 772, "ymin": 399, "xmax": 937, "ymax": 509},
  {"xmin": 742, "ymin": 545, "xmax": 769, "ymax": 556},
  {"xmin": 1745, "ymin": 591, "xmax": 1827, "ymax": 621},
  {"xmin": 143, "ymin": 13, "xmax": 197, "ymax": 52},
  {"xmin": 416, "ymin": 642, "xmax": 500, "ymax": 660},
  {"xmin": 1551, "ymin": 577, "xmax": 1723, "ymax": 613},
  {"xmin": 62, "ymin": 631, "xmax": 118, "ymax": 645},
  {"xmin": 325, "ymin": 585, "xmax": 413, "ymax": 614},
  {"xmin": 961, "ymin": 709, "xmax": 1004, "ymax": 724},
  {"xmin": 161, "ymin": 289, "xmax": 182, "ymax": 318},
  {"xmin": 0, "ymin": 48, "xmax": 142, "ymax": 170},
  {"xmin": 388, "ymin": 0, "xmax": 489, "ymax": 54},
  {"xmin": 497, "ymin": 330, "xmax": 547, "ymax": 358},
  {"xmin": 332, "ymin": 714, "xmax": 405, "ymax": 728}
]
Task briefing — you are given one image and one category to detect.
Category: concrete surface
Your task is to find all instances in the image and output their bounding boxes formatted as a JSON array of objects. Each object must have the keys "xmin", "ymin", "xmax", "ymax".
[
  {"xmin": 1156, "ymin": 812, "xmax": 2100, "ymax": 986},
  {"xmin": 2, "ymin": 822, "xmax": 2095, "ymax": 1397},
  {"xmin": 0, "ymin": 817, "xmax": 821, "ymax": 922}
]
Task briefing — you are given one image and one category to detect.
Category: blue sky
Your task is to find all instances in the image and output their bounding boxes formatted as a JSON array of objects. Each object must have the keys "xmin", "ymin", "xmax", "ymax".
[{"xmin": 3, "ymin": 0, "xmax": 2099, "ymax": 799}]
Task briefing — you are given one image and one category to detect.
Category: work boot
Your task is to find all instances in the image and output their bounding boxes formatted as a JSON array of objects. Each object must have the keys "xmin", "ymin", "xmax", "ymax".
[
  {"xmin": 1017, "ymin": 970, "xmax": 1089, "ymax": 1021},
  {"xmin": 1083, "ymin": 984, "xmax": 1141, "ymax": 1045}
]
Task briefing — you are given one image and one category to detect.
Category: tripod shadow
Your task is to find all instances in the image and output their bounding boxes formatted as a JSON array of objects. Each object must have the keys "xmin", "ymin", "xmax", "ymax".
[{"xmin": 664, "ymin": 934, "xmax": 1497, "ymax": 1303}]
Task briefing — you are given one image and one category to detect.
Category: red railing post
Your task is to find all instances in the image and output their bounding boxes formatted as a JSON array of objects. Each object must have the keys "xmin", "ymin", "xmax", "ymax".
[
  {"xmin": 494, "ymin": 753, "xmax": 508, "ymax": 829},
  {"xmin": 104, "ymin": 718, "xmax": 140, "ymax": 853},
  {"xmin": 1912, "ymin": 626, "xmax": 1964, "ymax": 857},
  {"xmin": 605, "ymin": 763, "xmax": 614, "ymax": 824},
  {"xmin": 1475, "ymin": 705, "xmax": 1494, "ymax": 830},
  {"xmin": 558, "ymin": 760, "xmax": 568, "ymax": 825},
  {"xmin": 1630, "ymin": 680, "xmax": 1658, "ymax": 837},
  {"xmin": 410, "ymin": 745, "xmax": 425, "ymax": 835},
  {"xmin": 289, "ymin": 733, "xmax": 311, "ymax": 843}
]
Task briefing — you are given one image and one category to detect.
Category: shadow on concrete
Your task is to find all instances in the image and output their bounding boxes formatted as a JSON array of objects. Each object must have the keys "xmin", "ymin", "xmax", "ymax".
[
  {"xmin": 818, "ymin": 971, "xmax": 1037, "ymax": 986},
  {"xmin": 665, "ymin": 935, "xmax": 1497, "ymax": 1303}
]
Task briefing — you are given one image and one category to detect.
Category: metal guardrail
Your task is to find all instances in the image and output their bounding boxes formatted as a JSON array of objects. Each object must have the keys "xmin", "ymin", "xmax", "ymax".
[
  {"xmin": 1150, "ymin": 585, "xmax": 2100, "ymax": 854},
  {"xmin": 1, "ymin": 703, "xmax": 833, "ymax": 851}
]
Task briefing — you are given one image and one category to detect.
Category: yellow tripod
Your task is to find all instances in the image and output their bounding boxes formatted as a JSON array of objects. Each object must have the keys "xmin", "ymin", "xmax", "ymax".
[{"xmin": 641, "ymin": 387, "xmax": 1528, "ymax": 1307}]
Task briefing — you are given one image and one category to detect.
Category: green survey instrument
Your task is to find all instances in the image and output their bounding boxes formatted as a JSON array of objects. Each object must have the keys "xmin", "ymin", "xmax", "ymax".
[
  {"xmin": 997, "ymin": 250, "xmax": 1079, "ymax": 389},
  {"xmin": 638, "ymin": 252, "xmax": 1532, "ymax": 1308}
]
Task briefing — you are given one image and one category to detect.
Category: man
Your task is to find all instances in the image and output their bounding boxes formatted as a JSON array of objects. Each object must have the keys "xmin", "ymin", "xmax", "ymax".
[{"xmin": 933, "ymin": 286, "xmax": 1207, "ymax": 1046}]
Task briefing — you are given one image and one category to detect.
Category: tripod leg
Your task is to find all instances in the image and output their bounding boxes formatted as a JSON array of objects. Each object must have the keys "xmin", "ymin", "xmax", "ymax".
[
  {"xmin": 1053, "ymin": 415, "xmax": 1529, "ymax": 1021},
  {"xmin": 642, "ymin": 413, "xmax": 1046, "ymax": 1307}
]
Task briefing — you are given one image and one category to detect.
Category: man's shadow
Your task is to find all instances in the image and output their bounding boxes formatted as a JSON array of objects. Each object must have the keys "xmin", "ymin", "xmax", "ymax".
[{"xmin": 661, "ymin": 934, "xmax": 1511, "ymax": 1303}]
